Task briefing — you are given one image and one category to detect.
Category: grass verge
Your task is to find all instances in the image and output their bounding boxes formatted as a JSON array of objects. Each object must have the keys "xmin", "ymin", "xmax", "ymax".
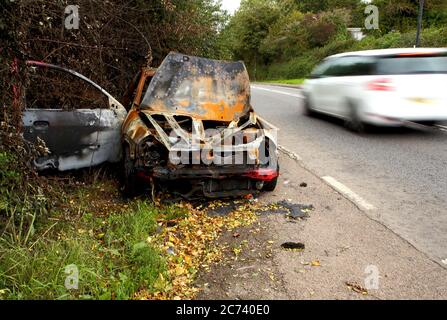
[
  {"xmin": 0, "ymin": 157, "xmax": 260, "ymax": 300},
  {"xmin": 259, "ymin": 79, "xmax": 305, "ymax": 85},
  {"xmin": 0, "ymin": 199, "xmax": 168, "ymax": 299}
]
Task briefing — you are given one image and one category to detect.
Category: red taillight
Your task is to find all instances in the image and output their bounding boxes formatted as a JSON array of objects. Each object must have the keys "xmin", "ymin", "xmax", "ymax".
[
  {"xmin": 366, "ymin": 78, "xmax": 394, "ymax": 91},
  {"xmin": 136, "ymin": 171, "xmax": 152, "ymax": 181},
  {"xmin": 398, "ymin": 52, "xmax": 437, "ymax": 57},
  {"xmin": 244, "ymin": 168, "xmax": 279, "ymax": 182}
]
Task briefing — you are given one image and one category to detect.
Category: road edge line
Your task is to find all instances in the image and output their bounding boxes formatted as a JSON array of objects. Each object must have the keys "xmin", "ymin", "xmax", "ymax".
[
  {"xmin": 278, "ymin": 145, "xmax": 447, "ymax": 269},
  {"xmin": 278, "ymin": 145, "xmax": 376, "ymax": 211},
  {"xmin": 277, "ymin": 145, "xmax": 302, "ymax": 162},
  {"xmin": 322, "ymin": 176, "xmax": 376, "ymax": 211},
  {"xmin": 251, "ymin": 85, "xmax": 304, "ymax": 98}
]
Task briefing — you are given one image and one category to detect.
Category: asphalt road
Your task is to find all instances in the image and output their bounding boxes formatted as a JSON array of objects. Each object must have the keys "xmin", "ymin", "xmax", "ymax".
[{"xmin": 251, "ymin": 84, "xmax": 447, "ymax": 265}]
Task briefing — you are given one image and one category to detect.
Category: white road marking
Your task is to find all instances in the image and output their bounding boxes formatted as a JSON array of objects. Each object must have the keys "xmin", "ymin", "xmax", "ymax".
[
  {"xmin": 278, "ymin": 146, "xmax": 376, "ymax": 211},
  {"xmin": 435, "ymin": 125, "xmax": 447, "ymax": 132},
  {"xmin": 322, "ymin": 176, "xmax": 376, "ymax": 211},
  {"xmin": 251, "ymin": 85, "xmax": 304, "ymax": 99},
  {"xmin": 278, "ymin": 145, "xmax": 302, "ymax": 161}
]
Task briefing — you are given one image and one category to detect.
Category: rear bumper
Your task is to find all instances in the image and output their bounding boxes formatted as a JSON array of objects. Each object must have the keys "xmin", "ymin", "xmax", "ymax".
[
  {"xmin": 361, "ymin": 99, "xmax": 447, "ymax": 126},
  {"xmin": 362, "ymin": 111, "xmax": 447, "ymax": 126},
  {"xmin": 151, "ymin": 165, "xmax": 279, "ymax": 181},
  {"xmin": 139, "ymin": 165, "xmax": 279, "ymax": 198}
]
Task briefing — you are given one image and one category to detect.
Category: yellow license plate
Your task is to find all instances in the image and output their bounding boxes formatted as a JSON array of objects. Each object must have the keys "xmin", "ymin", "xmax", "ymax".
[{"xmin": 408, "ymin": 97, "xmax": 433, "ymax": 104}]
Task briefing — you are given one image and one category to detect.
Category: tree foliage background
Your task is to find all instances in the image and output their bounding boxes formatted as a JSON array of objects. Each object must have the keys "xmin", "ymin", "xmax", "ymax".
[
  {"xmin": 0, "ymin": 0, "xmax": 227, "ymax": 240},
  {"xmin": 0, "ymin": 0, "xmax": 227, "ymax": 134},
  {"xmin": 220, "ymin": 0, "xmax": 447, "ymax": 80}
]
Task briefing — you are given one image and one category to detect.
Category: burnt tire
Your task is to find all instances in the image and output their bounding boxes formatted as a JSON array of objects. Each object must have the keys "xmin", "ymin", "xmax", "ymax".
[
  {"xmin": 263, "ymin": 164, "xmax": 279, "ymax": 192},
  {"xmin": 122, "ymin": 145, "xmax": 139, "ymax": 198},
  {"xmin": 257, "ymin": 138, "xmax": 279, "ymax": 192}
]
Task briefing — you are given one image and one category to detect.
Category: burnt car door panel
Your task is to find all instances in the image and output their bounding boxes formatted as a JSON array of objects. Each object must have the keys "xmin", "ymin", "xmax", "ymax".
[
  {"xmin": 23, "ymin": 108, "xmax": 125, "ymax": 171},
  {"xmin": 23, "ymin": 61, "xmax": 127, "ymax": 171}
]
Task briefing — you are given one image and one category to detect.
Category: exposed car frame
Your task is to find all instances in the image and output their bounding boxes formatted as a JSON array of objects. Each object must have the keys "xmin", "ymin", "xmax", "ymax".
[{"xmin": 121, "ymin": 52, "xmax": 279, "ymax": 198}]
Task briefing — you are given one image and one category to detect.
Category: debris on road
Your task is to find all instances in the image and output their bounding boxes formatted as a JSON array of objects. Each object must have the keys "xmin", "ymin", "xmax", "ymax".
[
  {"xmin": 276, "ymin": 200, "xmax": 313, "ymax": 220},
  {"xmin": 345, "ymin": 282, "xmax": 368, "ymax": 295},
  {"xmin": 311, "ymin": 260, "xmax": 321, "ymax": 267},
  {"xmin": 253, "ymin": 200, "xmax": 314, "ymax": 220},
  {"xmin": 300, "ymin": 182, "xmax": 307, "ymax": 187},
  {"xmin": 281, "ymin": 242, "xmax": 305, "ymax": 251}
]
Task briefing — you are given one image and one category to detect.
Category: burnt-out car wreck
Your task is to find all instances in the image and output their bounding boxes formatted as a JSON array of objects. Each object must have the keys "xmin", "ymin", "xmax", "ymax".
[{"xmin": 23, "ymin": 52, "xmax": 279, "ymax": 198}]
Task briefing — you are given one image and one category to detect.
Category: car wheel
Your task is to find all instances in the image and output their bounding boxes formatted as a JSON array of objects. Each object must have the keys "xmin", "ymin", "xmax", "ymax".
[
  {"xmin": 263, "ymin": 163, "xmax": 279, "ymax": 192},
  {"xmin": 122, "ymin": 145, "xmax": 139, "ymax": 197},
  {"xmin": 345, "ymin": 101, "xmax": 366, "ymax": 133},
  {"xmin": 303, "ymin": 93, "xmax": 317, "ymax": 117},
  {"xmin": 258, "ymin": 138, "xmax": 279, "ymax": 192}
]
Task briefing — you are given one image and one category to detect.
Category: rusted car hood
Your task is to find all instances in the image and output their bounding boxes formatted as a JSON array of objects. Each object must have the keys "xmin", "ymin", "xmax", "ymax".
[{"xmin": 140, "ymin": 52, "xmax": 252, "ymax": 121}]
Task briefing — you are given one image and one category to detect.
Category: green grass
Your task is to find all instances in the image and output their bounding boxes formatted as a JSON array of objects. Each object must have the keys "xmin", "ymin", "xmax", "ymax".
[
  {"xmin": 0, "ymin": 200, "xmax": 173, "ymax": 300},
  {"xmin": 259, "ymin": 78, "xmax": 305, "ymax": 85}
]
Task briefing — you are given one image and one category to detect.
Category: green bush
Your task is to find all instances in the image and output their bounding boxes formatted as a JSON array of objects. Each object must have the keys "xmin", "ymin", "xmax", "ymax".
[
  {"xmin": 0, "ymin": 150, "xmax": 47, "ymax": 247},
  {"xmin": 257, "ymin": 26, "xmax": 447, "ymax": 81},
  {"xmin": 257, "ymin": 38, "xmax": 354, "ymax": 80},
  {"xmin": 356, "ymin": 27, "xmax": 447, "ymax": 51}
]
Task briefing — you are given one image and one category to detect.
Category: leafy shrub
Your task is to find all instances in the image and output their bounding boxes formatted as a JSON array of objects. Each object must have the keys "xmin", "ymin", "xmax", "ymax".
[{"xmin": 258, "ymin": 26, "xmax": 447, "ymax": 81}]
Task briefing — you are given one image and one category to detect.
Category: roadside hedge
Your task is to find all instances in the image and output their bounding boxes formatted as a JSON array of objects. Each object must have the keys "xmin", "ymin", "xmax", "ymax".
[{"xmin": 258, "ymin": 26, "xmax": 447, "ymax": 81}]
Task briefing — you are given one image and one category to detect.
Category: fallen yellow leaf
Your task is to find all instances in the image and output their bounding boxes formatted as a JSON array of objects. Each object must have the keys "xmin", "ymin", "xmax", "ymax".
[{"xmin": 311, "ymin": 260, "xmax": 321, "ymax": 267}]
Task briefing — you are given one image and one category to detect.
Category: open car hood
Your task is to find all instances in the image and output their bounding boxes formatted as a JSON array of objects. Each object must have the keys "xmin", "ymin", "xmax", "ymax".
[{"xmin": 140, "ymin": 52, "xmax": 252, "ymax": 122}]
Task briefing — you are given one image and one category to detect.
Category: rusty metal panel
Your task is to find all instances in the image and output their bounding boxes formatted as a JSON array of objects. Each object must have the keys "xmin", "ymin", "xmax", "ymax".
[{"xmin": 140, "ymin": 52, "xmax": 252, "ymax": 121}]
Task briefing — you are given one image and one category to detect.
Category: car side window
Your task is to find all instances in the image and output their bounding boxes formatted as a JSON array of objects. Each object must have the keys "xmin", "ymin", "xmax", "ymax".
[
  {"xmin": 321, "ymin": 58, "xmax": 363, "ymax": 77},
  {"xmin": 323, "ymin": 58, "xmax": 346, "ymax": 77},
  {"xmin": 340, "ymin": 56, "xmax": 376, "ymax": 76},
  {"xmin": 310, "ymin": 59, "xmax": 335, "ymax": 78},
  {"xmin": 323, "ymin": 56, "xmax": 376, "ymax": 77},
  {"xmin": 26, "ymin": 66, "xmax": 109, "ymax": 110}
]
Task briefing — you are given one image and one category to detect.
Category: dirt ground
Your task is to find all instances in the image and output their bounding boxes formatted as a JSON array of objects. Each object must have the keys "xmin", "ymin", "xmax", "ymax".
[{"xmin": 195, "ymin": 153, "xmax": 447, "ymax": 300}]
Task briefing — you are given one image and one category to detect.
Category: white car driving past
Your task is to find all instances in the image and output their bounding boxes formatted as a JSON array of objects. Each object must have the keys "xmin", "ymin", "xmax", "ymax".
[{"xmin": 302, "ymin": 48, "xmax": 447, "ymax": 131}]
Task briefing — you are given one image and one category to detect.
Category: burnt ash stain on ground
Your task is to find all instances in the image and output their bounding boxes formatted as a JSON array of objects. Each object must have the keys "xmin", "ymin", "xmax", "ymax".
[
  {"xmin": 194, "ymin": 216, "xmax": 289, "ymax": 300},
  {"xmin": 193, "ymin": 198, "xmax": 314, "ymax": 299}
]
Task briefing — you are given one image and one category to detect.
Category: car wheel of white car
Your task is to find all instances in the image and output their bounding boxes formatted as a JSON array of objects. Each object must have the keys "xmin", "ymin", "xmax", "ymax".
[
  {"xmin": 345, "ymin": 101, "xmax": 366, "ymax": 133},
  {"xmin": 303, "ymin": 93, "xmax": 317, "ymax": 117}
]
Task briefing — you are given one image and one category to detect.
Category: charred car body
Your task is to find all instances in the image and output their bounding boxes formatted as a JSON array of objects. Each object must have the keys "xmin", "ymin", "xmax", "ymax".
[
  {"xmin": 23, "ymin": 53, "xmax": 279, "ymax": 198},
  {"xmin": 122, "ymin": 53, "xmax": 279, "ymax": 198}
]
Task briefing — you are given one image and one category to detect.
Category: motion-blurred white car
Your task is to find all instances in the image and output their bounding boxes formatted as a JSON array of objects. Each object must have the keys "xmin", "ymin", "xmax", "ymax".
[{"xmin": 302, "ymin": 48, "xmax": 447, "ymax": 130}]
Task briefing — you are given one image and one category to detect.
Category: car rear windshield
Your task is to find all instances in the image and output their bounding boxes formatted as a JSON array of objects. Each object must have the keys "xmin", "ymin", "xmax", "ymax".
[{"xmin": 376, "ymin": 54, "xmax": 447, "ymax": 75}]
